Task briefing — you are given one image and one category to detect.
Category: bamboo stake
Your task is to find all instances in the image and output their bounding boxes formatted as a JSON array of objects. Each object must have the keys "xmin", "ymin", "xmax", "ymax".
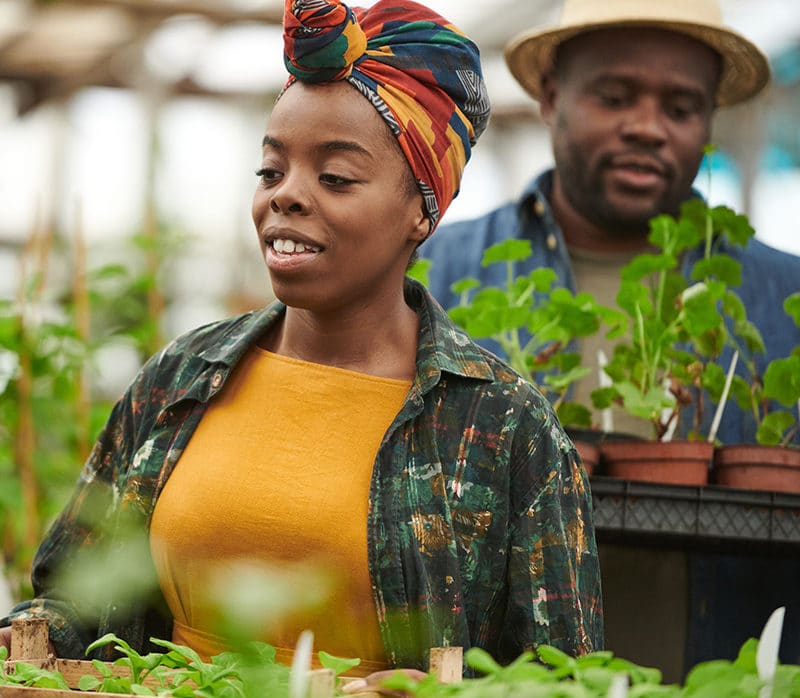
[
  {"xmin": 71, "ymin": 201, "xmax": 91, "ymax": 464},
  {"xmin": 142, "ymin": 108, "xmax": 164, "ymax": 357},
  {"xmin": 12, "ymin": 207, "xmax": 45, "ymax": 554}
]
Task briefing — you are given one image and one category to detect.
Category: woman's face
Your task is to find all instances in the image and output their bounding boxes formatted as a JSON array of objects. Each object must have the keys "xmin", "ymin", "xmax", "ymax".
[{"xmin": 252, "ymin": 81, "xmax": 428, "ymax": 315}]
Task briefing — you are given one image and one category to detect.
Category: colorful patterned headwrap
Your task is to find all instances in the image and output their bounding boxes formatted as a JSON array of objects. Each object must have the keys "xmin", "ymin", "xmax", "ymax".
[{"xmin": 283, "ymin": 0, "xmax": 491, "ymax": 231}]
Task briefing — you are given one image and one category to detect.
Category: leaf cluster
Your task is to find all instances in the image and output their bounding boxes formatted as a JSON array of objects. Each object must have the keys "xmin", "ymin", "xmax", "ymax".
[
  {"xmin": 590, "ymin": 198, "xmax": 757, "ymax": 440},
  {"xmin": 444, "ymin": 239, "xmax": 624, "ymax": 428},
  {"xmin": 3, "ymin": 633, "xmax": 800, "ymax": 697},
  {"xmin": 725, "ymin": 292, "xmax": 800, "ymax": 446}
]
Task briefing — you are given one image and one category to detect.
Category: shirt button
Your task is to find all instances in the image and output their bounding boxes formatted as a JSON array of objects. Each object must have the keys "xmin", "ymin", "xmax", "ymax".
[
  {"xmin": 533, "ymin": 199, "xmax": 545, "ymax": 217},
  {"xmin": 546, "ymin": 233, "xmax": 558, "ymax": 250},
  {"xmin": 211, "ymin": 371, "xmax": 224, "ymax": 389}
]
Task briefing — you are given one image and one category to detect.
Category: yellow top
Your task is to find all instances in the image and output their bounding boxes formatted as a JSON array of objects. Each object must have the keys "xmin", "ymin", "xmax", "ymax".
[{"xmin": 150, "ymin": 347, "xmax": 411, "ymax": 673}]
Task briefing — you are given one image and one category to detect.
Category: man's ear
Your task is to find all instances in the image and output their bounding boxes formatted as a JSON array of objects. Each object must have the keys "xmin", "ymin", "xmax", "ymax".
[{"xmin": 538, "ymin": 72, "xmax": 559, "ymax": 126}]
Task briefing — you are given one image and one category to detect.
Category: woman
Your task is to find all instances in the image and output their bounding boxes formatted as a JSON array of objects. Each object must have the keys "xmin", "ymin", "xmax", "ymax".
[{"xmin": 1, "ymin": 0, "xmax": 602, "ymax": 677}]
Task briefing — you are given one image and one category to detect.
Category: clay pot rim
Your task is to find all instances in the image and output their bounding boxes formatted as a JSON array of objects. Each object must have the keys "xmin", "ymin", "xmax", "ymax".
[
  {"xmin": 602, "ymin": 440, "xmax": 714, "ymax": 459},
  {"xmin": 714, "ymin": 444, "xmax": 800, "ymax": 468}
]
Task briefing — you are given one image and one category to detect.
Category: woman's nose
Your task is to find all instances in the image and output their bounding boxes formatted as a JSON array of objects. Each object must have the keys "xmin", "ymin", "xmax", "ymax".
[{"xmin": 269, "ymin": 173, "xmax": 308, "ymax": 214}]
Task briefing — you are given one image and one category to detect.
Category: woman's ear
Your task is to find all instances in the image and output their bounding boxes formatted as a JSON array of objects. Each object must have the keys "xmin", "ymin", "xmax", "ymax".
[{"xmin": 410, "ymin": 201, "xmax": 431, "ymax": 243}]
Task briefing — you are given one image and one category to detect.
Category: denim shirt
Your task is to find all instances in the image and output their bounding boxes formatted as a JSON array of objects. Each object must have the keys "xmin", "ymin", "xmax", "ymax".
[{"xmin": 420, "ymin": 170, "xmax": 800, "ymax": 445}]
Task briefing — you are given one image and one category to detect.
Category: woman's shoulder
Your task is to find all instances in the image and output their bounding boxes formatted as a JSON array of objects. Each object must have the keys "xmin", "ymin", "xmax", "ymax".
[{"xmin": 139, "ymin": 304, "xmax": 282, "ymax": 379}]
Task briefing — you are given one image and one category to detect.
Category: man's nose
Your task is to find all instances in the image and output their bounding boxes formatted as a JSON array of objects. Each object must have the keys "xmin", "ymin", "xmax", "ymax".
[{"xmin": 619, "ymin": 97, "xmax": 668, "ymax": 146}]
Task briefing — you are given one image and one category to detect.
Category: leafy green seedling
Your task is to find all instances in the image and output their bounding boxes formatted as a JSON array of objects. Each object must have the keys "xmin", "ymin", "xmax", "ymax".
[{"xmin": 447, "ymin": 239, "xmax": 624, "ymax": 428}]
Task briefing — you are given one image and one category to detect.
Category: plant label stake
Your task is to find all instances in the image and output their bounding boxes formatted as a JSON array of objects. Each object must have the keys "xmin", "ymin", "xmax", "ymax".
[
  {"xmin": 289, "ymin": 629, "xmax": 314, "ymax": 698},
  {"xmin": 607, "ymin": 673, "xmax": 629, "ymax": 698},
  {"xmin": 707, "ymin": 350, "xmax": 739, "ymax": 444},
  {"xmin": 757, "ymin": 605, "xmax": 785, "ymax": 698}
]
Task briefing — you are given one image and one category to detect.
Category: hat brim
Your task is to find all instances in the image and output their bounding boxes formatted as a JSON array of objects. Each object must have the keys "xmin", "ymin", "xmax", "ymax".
[{"xmin": 504, "ymin": 19, "xmax": 770, "ymax": 107}]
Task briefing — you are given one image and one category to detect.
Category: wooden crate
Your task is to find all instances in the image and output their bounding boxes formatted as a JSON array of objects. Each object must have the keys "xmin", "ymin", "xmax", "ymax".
[{"xmin": 2, "ymin": 619, "xmax": 462, "ymax": 697}]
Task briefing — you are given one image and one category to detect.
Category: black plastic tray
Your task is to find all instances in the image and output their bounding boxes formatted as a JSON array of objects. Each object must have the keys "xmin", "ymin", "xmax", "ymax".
[{"xmin": 589, "ymin": 476, "xmax": 800, "ymax": 549}]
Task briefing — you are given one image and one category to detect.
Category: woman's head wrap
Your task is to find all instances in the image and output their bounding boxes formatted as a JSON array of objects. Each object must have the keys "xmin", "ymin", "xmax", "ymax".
[{"xmin": 283, "ymin": 0, "xmax": 491, "ymax": 232}]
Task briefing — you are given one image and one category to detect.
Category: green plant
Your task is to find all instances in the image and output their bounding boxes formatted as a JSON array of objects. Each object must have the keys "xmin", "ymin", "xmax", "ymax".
[
  {"xmin": 589, "ymin": 197, "xmax": 758, "ymax": 441},
  {"xmin": 725, "ymin": 291, "xmax": 800, "ymax": 446},
  {"xmin": 441, "ymin": 239, "xmax": 624, "ymax": 428},
  {"xmin": 4, "ymin": 627, "xmax": 800, "ymax": 697},
  {"xmin": 0, "ymin": 221, "xmax": 185, "ymax": 603}
]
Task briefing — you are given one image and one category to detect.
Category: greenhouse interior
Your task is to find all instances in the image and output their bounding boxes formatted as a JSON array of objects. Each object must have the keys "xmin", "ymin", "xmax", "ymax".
[{"xmin": 1, "ymin": 0, "xmax": 800, "ymax": 695}]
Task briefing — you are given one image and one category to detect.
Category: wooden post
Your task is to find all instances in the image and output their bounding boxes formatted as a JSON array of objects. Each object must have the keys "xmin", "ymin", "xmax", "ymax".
[
  {"xmin": 9, "ymin": 618, "xmax": 49, "ymax": 661},
  {"xmin": 307, "ymin": 668, "xmax": 334, "ymax": 698},
  {"xmin": 429, "ymin": 646, "xmax": 462, "ymax": 683}
]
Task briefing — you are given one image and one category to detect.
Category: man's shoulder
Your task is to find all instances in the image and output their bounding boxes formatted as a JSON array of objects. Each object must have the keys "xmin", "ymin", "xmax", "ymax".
[{"xmin": 740, "ymin": 237, "xmax": 800, "ymax": 267}]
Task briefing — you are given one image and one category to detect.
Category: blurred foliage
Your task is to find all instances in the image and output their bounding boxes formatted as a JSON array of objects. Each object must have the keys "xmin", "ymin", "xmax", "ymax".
[{"xmin": 0, "ymin": 222, "xmax": 185, "ymax": 603}]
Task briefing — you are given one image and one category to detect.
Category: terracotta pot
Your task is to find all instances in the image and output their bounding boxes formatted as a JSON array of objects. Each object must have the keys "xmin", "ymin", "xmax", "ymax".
[
  {"xmin": 572, "ymin": 440, "xmax": 600, "ymax": 476},
  {"xmin": 601, "ymin": 440, "xmax": 713, "ymax": 486},
  {"xmin": 713, "ymin": 445, "xmax": 800, "ymax": 494},
  {"xmin": 565, "ymin": 427, "xmax": 646, "ymax": 477}
]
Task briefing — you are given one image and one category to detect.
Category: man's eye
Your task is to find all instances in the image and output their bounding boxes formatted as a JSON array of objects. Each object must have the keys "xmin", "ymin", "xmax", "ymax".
[
  {"xmin": 668, "ymin": 101, "xmax": 699, "ymax": 121},
  {"xmin": 255, "ymin": 168, "xmax": 281, "ymax": 184},
  {"xmin": 598, "ymin": 92, "xmax": 628, "ymax": 108}
]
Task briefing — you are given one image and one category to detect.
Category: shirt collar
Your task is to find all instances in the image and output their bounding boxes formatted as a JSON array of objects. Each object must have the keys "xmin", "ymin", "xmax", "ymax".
[
  {"xmin": 404, "ymin": 277, "xmax": 494, "ymax": 388},
  {"xmin": 192, "ymin": 279, "xmax": 494, "ymax": 388},
  {"xmin": 196, "ymin": 303, "xmax": 285, "ymax": 366}
]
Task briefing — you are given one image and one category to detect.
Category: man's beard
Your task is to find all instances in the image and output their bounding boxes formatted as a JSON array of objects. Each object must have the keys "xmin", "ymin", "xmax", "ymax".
[{"xmin": 557, "ymin": 145, "xmax": 684, "ymax": 238}]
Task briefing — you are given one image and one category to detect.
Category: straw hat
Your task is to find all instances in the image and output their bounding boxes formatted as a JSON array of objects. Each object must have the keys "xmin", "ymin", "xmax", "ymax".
[{"xmin": 504, "ymin": 0, "xmax": 770, "ymax": 107}]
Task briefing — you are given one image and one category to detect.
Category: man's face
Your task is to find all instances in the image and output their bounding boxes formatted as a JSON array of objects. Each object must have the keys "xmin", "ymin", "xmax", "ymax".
[{"xmin": 540, "ymin": 28, "xmax": 720, "ymax": 237}]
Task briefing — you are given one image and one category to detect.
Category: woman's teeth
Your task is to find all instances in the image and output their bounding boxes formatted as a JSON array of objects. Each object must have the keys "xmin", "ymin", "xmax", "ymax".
[{"xmin": 272, "ymin": 238, "xmax": 321, "ymax": 254}]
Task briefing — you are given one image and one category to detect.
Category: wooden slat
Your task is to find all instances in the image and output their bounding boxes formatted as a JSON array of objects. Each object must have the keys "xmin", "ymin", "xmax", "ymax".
[{"xmin": 0, "ymin": 685, "xmax": 125, "ymax": 698}]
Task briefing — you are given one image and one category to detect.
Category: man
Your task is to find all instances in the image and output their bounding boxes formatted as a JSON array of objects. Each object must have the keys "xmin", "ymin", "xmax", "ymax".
[{"xmin": 420, "ymin": 0, "xmax": 800, "ymax": 445}]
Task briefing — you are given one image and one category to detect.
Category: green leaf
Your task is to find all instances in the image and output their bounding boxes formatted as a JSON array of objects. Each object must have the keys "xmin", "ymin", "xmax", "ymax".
[
  {"xmin": 621, "ymin": 252, "xmax": 676, "ymax": 283},
  {"xmin": 691, "ymin": 255, "xmax": 742, "ymax": 286},
  {"xmin": 557, "ymin": 402, "xmax": 592, "ymax": 428},
  {"xmin": 465, "ymin": 647, "xmax": 503, "ymax": 676},
  {"xmin": 757, "ymin": 411, "xmax": 796, "ymax": 446},
  {"xmin": 617, "ymin": 381, "xmax": 674, "ymax": 421},
  {"xmin": 536, "ymin": 644, "xmax": 573, "ymax": 669},
  {"xmin": 78, "ymin": 675, "xmax": 101, "ymax": 691},
  {"xmin": 617, "ymin": 281, "xmax": 653, "ymax": 318},
  {"xmin": 711, "ymin": 205, "xmax": 755, "ymax": 247},
  {"xmin": 406, "ymin": 258, "xmax": 431, "ymax": 287},
  {"xmin": 784, "ymin": 292, "xmax": 800, "ymax": 328},
  {"xmin": 701, "ymin": 362, "xmax": 727, "ymax": 401},
  {"xmin": 721, "ymin": 291, "xmax": 746, "ymax": 323},
  {"xmin": 763, "ymin": 356, "xmax": 800, "ymax": 407},
  {"xmin": 451, "ymin": 277, "xmax": 480, "ymax": 295},
  {"xmin": 591, "ymin": 386, "xmax": 618, "ymax": 410},
  {"xmin": 680, "ymin": 285, "xmax": 722, "ymax": 336},
  {"xmin": 529, "ymin": 267, "xmax": 558, "ymax": 293},
  {"xmin": 733, "ymin": 319, "xmax": 766, "ymax": 356},
  {"xmin": 481, "ymin": 239, "xmax": 532, "ymax": 266},
  {"xmin": 318, "ymin": 651, "xmax": 360, "ymax": 677}
]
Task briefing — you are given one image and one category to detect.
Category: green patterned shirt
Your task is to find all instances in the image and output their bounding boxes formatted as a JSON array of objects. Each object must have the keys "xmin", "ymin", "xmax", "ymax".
[{"xmin": 3, "ymin": 279, "xmax": 602, "ymax": 667}]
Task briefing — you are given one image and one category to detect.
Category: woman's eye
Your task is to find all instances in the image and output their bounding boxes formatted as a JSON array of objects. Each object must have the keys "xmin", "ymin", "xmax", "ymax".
[
  {"xmin": 255, "ymin": 167, "xmax": 281, "ymax": 185},
  {"xmin": 320, "ymin": 173, "xmax": 354, "ymax": 186}
]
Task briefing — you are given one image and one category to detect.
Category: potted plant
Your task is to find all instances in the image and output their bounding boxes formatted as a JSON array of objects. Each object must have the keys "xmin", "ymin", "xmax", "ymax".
[
  {"xmin": 412, "ymin": 239, "xmax": 624, "ymax": 474},
  {"xmin": 713, "ymin": 291, "xmax": 800, "ymax": 493},
  {"xmin": 590, "ymin": 197, "xmax": 758, "ymax": 485}
]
